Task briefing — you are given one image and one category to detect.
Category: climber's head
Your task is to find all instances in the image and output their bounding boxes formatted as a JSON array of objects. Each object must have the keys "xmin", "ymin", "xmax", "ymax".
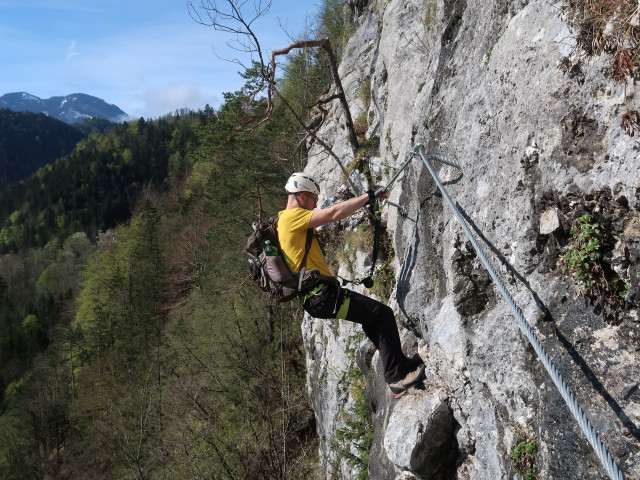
[
  {"xmin": 286, "ymin": 172, "xmax": 320, "ymax": 210},
  {"xmin": 285, "ymin": 172, "xmax": 320, "ymax": 195}
]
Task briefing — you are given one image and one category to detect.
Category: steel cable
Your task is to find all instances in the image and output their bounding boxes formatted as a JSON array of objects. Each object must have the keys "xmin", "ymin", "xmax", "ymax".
[{"xmin": 413, "ymin": 144, "xmax": 625, "ymax": 480}]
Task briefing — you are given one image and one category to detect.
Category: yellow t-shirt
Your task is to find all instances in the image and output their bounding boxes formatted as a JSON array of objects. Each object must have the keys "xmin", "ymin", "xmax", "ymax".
[{"xmin": 278, "ymin": 208, "xmax": 332, "ymax": 277}]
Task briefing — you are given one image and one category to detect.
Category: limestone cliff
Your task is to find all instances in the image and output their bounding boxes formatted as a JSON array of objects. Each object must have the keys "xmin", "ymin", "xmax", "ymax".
[{"xmin": 301, "ymin": 0, "xmax": 640, "ymax": 479}]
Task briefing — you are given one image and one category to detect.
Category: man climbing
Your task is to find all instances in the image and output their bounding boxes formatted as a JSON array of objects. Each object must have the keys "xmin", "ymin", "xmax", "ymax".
[{"xmin": 278, "ymin": 172, "xmax": 425, "ymax": 398}]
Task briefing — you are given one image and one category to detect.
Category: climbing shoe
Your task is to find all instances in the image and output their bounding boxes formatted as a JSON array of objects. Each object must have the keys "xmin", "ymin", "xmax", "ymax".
[{"xmin": 389, "ymin": 364, "xmax": 426, "ymax": 398}]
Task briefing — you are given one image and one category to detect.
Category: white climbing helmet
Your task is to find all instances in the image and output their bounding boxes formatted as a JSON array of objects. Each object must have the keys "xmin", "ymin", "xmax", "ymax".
[{"xmin": 285, "ymin": 172, "xmax": 320, "ymax": 195}]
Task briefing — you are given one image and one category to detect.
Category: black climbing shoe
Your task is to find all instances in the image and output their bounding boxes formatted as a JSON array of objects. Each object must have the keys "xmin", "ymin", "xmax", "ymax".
[{"xmin": 389, "ymin": 364, "xmax": 426, "ymax": 398}]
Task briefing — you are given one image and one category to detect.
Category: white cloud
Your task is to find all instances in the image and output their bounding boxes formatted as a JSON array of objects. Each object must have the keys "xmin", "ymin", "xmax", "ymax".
[
  {"xmin": 56, "ymin": 23, "xmax": 237, "ymax": 117},
  {"xmin": 66, "ymin": 40, "xmax": 78, "ymax": 60},
  {"xmin": 140, "ymin": 83, "xmax": 220, "ymax": 118}
]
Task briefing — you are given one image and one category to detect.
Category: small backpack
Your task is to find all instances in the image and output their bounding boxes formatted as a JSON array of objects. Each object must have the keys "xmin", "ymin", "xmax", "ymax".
[{"xmin": 245, "ymin": 218, "xmax": 313, "ymax": 302}]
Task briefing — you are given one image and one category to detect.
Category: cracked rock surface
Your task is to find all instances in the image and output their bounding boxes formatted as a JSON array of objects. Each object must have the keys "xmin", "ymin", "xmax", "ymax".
[{"xmin": 301, "ymin": 0, "xmax": 640, "ymax": 478}]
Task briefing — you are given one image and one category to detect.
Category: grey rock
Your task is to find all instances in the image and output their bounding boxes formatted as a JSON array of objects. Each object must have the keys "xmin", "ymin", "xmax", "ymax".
[
  {"xmin": 540, "ymin": 208, "xmax": 561, "ymax": 235},
  {"xmin": 301, "ymin": 0, "xmax": 640, "ymax": 478},
  {"xmin": 383, "ymin": 391, "xmax": 457, "ymax": 478}
]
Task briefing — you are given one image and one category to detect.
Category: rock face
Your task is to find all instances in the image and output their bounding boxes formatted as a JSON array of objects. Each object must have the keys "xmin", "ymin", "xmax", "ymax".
[{"xmin": 301, "ymin": 0, "xmax": 640, "ymax": 479}]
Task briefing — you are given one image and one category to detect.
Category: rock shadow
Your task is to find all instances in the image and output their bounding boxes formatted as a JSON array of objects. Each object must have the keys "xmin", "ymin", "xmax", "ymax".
[
  {"xmin": 555, "ymin": 328, "xmax": 640, "ymax": 441},
  {"xmin": 456, "ymin": 204, "xmax": 640, "ymax": 441},
  {"xmin": 456, "ymin": 204, "xmax": 551, "ymax": 319},
  {"xmin": 396, "ymin": 217, "xmax": 421, "ymax": 320}
]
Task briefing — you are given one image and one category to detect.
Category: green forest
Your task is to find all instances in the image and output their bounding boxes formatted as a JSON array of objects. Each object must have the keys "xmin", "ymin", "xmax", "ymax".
[
  {"xmin": 0, "ymin": 109, "xmax": 86, "ymax": 190},
  {"xmin": 0, "ymin": 2, "xmax": 359, "ymax": 478},
  {"xmin": 0, "ymin": 109, "xmax": 115, "ymax": 190}
]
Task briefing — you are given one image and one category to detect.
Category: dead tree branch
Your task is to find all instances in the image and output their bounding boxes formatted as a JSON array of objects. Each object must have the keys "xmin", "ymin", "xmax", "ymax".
[
  {"xmin": 271, "ymin": 84, "xmax": 359, "ymax": 195},
  {"xmin": 268, "ymin": 38, "xmax": 359, "ymax": 151},
  {"xmin": 189, "ymin": 0, "xmax": 363, "ymax": 196},
  {"xmin": 188, "ymin": 0, "xmax": 270, "ymax": 72}
]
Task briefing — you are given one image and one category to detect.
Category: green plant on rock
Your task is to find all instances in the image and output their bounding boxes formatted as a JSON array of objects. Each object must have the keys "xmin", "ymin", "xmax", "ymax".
[
  {"xmin": 352, "ymin": 137, "xmax": 380, "ymax": 177},
  {"xmin": 370, "ymin": 231, "xmax": 395, "ymax": 300},
  {"xmin": 334, "ymin": 225, "xmax": 372, "ymax": 277},
  {"xmin": 333, "ymin": 334, "xmax": 373, "ymax": 480},
  {"xmin": 510, "ymin": 434, "xmax": 538, "ymax": 480},
  {"xmin": 422, "ymin": 0, "xmax": 437, "ymax": 26},
  {"xmin": 561, "ymin": 214, "xmax": 627, "ymax": 316},
  {"xmin": 359, "ymin": 136, "xmax": 380, "ymax": 154},
  {"xmin": 358, "ymin": 79, "xmax": 372, "ymax": 111},
  {"xmin": 483, "ymin": 37, "xmax": 500, "ymax": 66},
  {"xmin": 562, "ymin": 214, "xmax": 604, "ymax": 294},
  {"xmin": 354, "ymin": 111, "xmax": 369, "ymax": 136}
]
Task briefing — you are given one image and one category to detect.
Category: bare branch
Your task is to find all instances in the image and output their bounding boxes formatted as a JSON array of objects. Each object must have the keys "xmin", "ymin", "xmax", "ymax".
[
  {"xmin": 188, "ymin": 0, "xmax": 271, "ymax": 69},
  {"xmin": 268, "ymin": 38, "xmax": 360, "ymax": 151},
  {"xmin": 189, "ymin": 1, "xmax": 364, "ymax": 194},
  {"xmin": 313, "ymin": 92, "xmax": 342, "ymax": 106},
  {"xmin": 272, "ymin": 85, "xmax": 360, "ymax": 195}
]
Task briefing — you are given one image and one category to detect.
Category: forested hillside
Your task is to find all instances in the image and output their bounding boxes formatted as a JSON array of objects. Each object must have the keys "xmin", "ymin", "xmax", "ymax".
[
  {"xmin": 0, "ymin": 1, "xmax": 349, "ymax": 477},
  {"xmin": 0, "ymin": 109, "xmax": 87, "ymax": 189},
  {"xmin": 0, "ymin": 94, "xmax": 311, "ymax": 479},
  {"xmin": 0, "ymin": 114, "xmax": 187, "ymax": 253}
]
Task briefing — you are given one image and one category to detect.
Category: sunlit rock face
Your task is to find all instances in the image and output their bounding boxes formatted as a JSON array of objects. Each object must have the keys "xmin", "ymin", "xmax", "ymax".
[{"xmin": 302, "ymin": 0, "xmax": 640, "ymax": 478}]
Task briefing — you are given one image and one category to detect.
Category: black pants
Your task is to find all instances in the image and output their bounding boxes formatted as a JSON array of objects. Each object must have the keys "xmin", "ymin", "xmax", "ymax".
[{"xmin": 302, "ymin": 282, "xmax": 411, "ymax": 383}]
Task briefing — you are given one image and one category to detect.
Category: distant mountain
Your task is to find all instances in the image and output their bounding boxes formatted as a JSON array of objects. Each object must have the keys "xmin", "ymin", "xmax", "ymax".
[
  {"xmin": 0, "ymin": 109, "xmax": 87, "ymax": 189},
  {"xmin": 0, "ymin": 92, "xmax": 128, "ymax": 124}
]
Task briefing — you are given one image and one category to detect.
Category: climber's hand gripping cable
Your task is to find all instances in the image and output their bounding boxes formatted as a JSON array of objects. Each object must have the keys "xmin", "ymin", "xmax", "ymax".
[{"xmin": 339, "ymin": 186, "xmax": 387, "ymax": 288}]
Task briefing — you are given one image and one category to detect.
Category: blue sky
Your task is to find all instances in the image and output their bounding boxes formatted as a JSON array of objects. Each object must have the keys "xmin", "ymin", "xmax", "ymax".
[{"xmin": 0, "ymin": 0, "xmax": 317, "ymax": 119}]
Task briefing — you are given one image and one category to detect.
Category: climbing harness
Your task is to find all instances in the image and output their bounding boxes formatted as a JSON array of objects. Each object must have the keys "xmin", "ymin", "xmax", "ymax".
[{"xmin": 409, "ymin": 143, "xmax": 625, "ymax": 480}]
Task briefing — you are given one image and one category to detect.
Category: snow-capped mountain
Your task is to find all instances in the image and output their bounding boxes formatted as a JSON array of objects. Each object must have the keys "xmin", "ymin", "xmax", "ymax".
[{"xmin": 0, "ymin": 92, "xmax": 128, "ymax": 124}]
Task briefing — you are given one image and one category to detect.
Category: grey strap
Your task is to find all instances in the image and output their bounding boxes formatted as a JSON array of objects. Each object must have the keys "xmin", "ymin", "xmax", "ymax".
[{"xmin": 297, "ymin": 229, "xmax": 314, "ymax": 291}]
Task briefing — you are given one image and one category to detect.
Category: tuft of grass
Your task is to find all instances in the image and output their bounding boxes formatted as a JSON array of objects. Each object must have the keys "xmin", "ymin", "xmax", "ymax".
[
  {"xmin": 423, "ymin": 0, "xmax": 437, "ymax": 26},
  {"xmin": 358, "ymin": 79, "xmax": 372, "ymax": 111},
  {"xmin": 564, "ymin": 1, "xmax": 640, "ymax": 136},
  {"xmin": 560, "ymin": 214, "xmax": 627, "ymax": 319},
  {"xmin": 333, "ymin": 334, "xmax": 373, "ymax": 480},
  {"xmin": 370, "ymin": 231, "xmax": 395, "ymax": 300},
  {"xmin": 333, "ymin": 225, "xmax": 372, "ymax": 277},
  {"xmin": 483, "ymin": 37, "xmax": 500, "ymax": 66},
  {"xmin": 510, "ymin": 434, "xmax": 539, "ymax": 480},
  {"xmin": 564, "ymin": 0, "xmax": 640, "ymax": 73},
  {"xmin": 354, "ymin": 112, "xmax": 369, "ymax": 136}
]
